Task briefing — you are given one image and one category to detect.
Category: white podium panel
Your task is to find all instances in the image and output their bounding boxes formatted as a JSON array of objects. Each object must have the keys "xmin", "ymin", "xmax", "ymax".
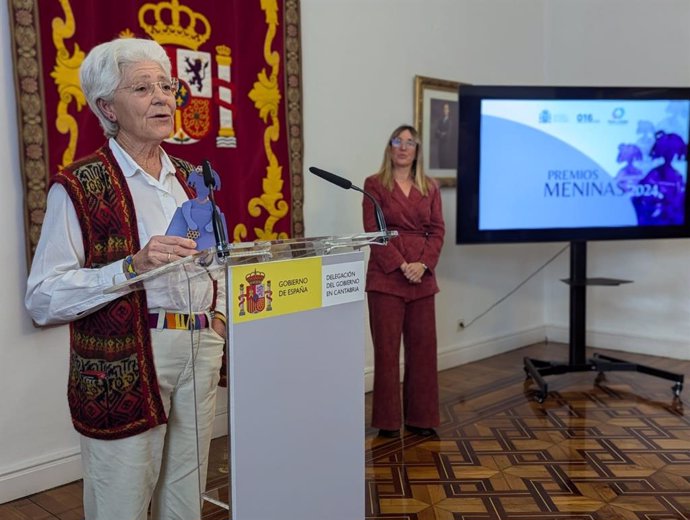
[{"xmin": 227, "ymin": 251, "xmax": 365, "ymax": 520}]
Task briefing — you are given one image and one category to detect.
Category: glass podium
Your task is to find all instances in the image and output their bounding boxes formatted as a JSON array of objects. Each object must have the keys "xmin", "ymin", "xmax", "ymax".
[{"xmin": 107, "ymin": 231, "xmax": 396, "ymax": 520}]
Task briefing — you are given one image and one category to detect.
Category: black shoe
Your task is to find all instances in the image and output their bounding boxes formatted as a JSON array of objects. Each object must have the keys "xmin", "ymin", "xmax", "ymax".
[
  {"xmin": 378, "ymin": 429, "xmax": 400, "ymax": 438},
  {"xmin": 405, "ymin": 425, "xmax": 437, "ymax": 437}
]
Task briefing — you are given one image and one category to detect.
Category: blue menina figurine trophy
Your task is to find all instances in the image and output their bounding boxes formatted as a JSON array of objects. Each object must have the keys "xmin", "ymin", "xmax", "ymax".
[{"xmin": 166, "ymin": 164, "xmax": 229, "ymax": 252}]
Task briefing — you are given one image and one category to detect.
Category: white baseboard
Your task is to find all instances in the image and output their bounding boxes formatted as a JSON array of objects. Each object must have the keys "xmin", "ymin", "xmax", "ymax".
[
  {"xmin": 545, "ymin": 324, "xmax": 690, "ymax": 360},
  {"xmin": 363, "ymin": 325, "xmax": 546, "ymax": 392},
  {"xmin": 438, "ymin": 325, "xmax": 547, "ymax": 372},
  {"xmin": 0, "ymin": 449, "xmax": 82, "ymax": 504},
  {"xmin": 0, "ymin": 409, "xmax": 230, "ymax": 505}
]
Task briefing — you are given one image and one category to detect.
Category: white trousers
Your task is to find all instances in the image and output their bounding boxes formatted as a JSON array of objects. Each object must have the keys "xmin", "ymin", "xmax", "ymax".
[{"xmin": 80, "ymin": 327, "xmax": 225, "ymax": 520}]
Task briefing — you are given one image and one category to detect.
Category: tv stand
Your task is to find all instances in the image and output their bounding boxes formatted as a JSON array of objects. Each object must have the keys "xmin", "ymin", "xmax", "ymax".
[{"xmin": 523, "ymin": 241, "xmax": 684, "ymax": 403}]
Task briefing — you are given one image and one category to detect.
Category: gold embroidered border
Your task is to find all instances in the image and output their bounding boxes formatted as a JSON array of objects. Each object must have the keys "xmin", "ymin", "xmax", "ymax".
[
  {"xmin": 9, "ymin": 0, "xmax": 50, "ymax": 263},
  {"xmin": 238, "ymin": 0, "xmax": 286, "ymax": 242},
  {"xmin": 284, "ymin": 0, "xmax": 304, "ymax": 237},
  {"xmin": 51, "ymin": 0, "xmax": 86, "ymax": 170}
]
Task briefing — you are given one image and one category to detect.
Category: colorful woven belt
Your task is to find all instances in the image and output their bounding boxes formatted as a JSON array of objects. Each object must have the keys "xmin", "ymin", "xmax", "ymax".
[{"xmin": 148, "ymin": 311, "xmax": 209, "ymax": 330}]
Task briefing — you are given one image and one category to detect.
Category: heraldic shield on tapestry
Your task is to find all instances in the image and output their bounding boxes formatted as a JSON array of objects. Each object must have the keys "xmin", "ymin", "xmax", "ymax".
[
  {"xmin": 171, "ymin": 46, "xmax": 237, "ymax": 148},
  {"xmin": 8, "ymin": 0, "xmax": 304, "ymax": 263}
]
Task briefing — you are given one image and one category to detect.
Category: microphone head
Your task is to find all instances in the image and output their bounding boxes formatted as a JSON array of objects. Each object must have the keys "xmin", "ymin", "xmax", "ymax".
[
  {"xmin": 309, "ymin": 166, "xmax": 352, "ymax": 190},
  {"xmin": 202, "ymin": 160, "xmax": 216, "ymax": 188}
]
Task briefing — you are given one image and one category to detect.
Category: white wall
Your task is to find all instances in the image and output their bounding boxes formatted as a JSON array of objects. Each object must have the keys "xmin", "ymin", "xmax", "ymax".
[
  {"xmin": 300, "ymin": 0, "xmax": 551, "ymax": 381},
  {"xmin": 542, "ymin": 0, "xmax": 690, "ymax": 355},
  {"xmin": 2, "ymin": 0, "xmax": 689, "ymax": 503}
]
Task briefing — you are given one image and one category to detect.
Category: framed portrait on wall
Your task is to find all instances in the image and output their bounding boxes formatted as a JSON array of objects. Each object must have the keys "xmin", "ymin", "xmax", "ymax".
[{"xmin": 413, "ymin": 75, "xmax": 465, "ymax": 188}]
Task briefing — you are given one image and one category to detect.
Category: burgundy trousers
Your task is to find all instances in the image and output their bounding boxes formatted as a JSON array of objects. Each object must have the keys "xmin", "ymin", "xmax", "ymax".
[{"xmin": 368, "ymin": 291, "xmax": 439, "ymax": 430}]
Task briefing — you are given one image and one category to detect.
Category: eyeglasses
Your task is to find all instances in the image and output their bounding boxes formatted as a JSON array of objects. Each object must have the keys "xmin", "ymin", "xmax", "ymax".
[
  {"xmin": 116, "ymin": 78, "xmax": 179, "ymax": 97},
  {"xmin": 391, "ymin": 137, "xmax": 418, "ymax": 149}
]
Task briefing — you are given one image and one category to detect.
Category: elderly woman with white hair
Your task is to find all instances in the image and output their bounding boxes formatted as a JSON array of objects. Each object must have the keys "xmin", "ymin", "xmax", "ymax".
[{"xmin": 25, "ymin": 37, "xmax": 226, "ymax": 520}]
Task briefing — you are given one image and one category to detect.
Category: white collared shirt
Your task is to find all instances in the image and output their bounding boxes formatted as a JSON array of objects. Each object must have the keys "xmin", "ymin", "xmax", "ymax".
[{"xmin": 25, "ymin": 138, "xmax": 224, "ymax": 326}]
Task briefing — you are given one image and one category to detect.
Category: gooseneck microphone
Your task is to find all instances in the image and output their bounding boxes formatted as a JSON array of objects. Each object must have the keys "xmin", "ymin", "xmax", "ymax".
[
  {"xmin": 309, "ymin": 167, "xmax": 353, "ymax": 190},
  {"xmin": 202, "ymin": 159, "xmax": 230, "ymax": 259},
  {"xmin": 309, "ymin": 166, "xmax": 387, "ymax": 233}
]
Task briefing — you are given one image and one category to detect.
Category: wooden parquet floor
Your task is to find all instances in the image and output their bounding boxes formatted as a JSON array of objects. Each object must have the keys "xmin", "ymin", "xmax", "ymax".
[
  {"xmin": 363, "ymin": 343, "xmax": 690, "ymax": 520},
  {"xmin": 3, "ymin": 342, "xmax": 690, "ymax": 519}
]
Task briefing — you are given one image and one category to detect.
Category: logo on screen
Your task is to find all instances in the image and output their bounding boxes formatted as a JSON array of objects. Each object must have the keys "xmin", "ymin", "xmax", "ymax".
[
  {"xmin": 541, "ymin": 110, "xmax": 568, "ymax": 123},
  {"xmin": 576, "ymin": 113, "xmax": 599, "ymax": 123},
  {"xmin": 608, "ymin": 107, "xmax": 628, "ymax": 125}
]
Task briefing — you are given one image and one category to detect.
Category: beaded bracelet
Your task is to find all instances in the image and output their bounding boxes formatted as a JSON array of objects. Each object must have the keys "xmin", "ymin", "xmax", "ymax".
[{"xmin": 123, "ymin": 255, "xmax": 137, "ymax": 279}]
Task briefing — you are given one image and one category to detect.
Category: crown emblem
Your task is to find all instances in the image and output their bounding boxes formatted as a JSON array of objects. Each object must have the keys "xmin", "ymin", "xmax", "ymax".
[
  {"xmin": 216, "ymin": 45, "xmax": 231, "ymax": 57},
  {"xmin": 245, "ymin": 269, "xmax": 266, "ymax": 286},
  {"xmin": 139, "ymin": 0, "xmax": 211, "ymax": 51}
]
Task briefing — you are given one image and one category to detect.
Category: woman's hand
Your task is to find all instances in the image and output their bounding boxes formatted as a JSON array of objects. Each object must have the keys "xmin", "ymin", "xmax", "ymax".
[
  {"xmin": 131, "ymin": 235, "xmax": 197, "ymax": 274},
  {"xmin": 401, "ymin": 262, "xmax": 426, "ymax": 284}
]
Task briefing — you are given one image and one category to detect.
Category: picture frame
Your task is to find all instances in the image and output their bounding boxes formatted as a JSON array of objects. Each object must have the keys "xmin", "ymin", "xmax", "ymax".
[{"xmin": 413, "ymin": 75, "xmax": 464, "ymax": 188}]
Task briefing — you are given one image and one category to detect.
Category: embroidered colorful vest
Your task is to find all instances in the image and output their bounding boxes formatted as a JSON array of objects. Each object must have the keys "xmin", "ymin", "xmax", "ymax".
[{"xmin": 53, "ymin": 144, "xmax": 196, "ymax": 440}]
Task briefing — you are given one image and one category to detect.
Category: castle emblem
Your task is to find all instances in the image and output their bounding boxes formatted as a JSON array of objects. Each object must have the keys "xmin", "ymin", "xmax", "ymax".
[{"xmin": 139, "ymin": 0, "xmax": 237, "ymax": 148}]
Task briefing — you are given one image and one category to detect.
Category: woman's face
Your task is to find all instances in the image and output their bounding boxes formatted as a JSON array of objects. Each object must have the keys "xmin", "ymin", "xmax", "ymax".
[
  {"xmin": 104, "ymin": 60, "xmax": 176, "ymax": 145},
  {"xmin": 390, "ymin": 129, "xmax": 418, "ymax": 169}
]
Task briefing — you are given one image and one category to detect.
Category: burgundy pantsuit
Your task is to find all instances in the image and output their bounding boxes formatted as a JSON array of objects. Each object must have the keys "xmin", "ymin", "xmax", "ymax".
[
  {"xmin": 363, "ymin": 174, "xmax": 445, "ymax": 430},
  {"xmin": 368, "ymin": 292, "xmax": 439, "ymax": 429}
]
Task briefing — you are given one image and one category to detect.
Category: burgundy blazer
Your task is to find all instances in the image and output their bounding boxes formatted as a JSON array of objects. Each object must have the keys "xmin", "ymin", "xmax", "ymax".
[{"xmin": 363, "ymin": 174, "xmax": 445, "ymax": 301}]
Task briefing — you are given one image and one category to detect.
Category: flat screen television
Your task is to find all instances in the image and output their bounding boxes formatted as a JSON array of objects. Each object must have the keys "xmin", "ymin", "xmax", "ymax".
[{"xmin": 456, "ymin": 85, "xmax": 690, "ymax": 244}]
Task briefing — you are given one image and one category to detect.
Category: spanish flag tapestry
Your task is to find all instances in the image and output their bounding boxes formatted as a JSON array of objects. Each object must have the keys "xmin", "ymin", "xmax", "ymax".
[{"xmin": 8, "ymin": 0, "xmax": 304, "ymax": 263}]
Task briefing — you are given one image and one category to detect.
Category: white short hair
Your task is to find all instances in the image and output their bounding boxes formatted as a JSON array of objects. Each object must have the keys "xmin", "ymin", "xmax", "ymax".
[{"xmin": 80, "ymin": 38, "xmax": 172, "ymax": 138}]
